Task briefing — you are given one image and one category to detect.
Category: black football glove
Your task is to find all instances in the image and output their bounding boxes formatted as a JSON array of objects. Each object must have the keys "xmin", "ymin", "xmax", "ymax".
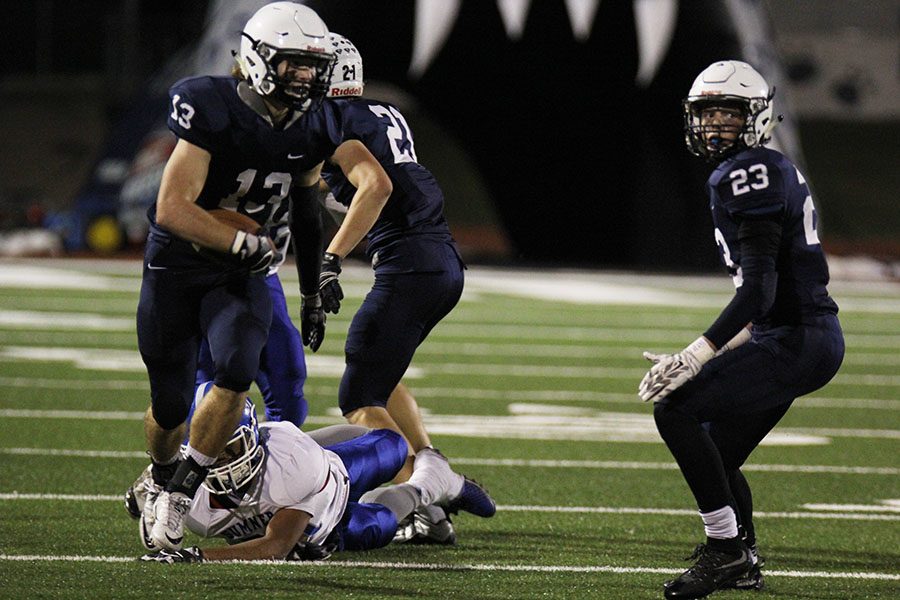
[
  {"xmin": 231, "ymin": 230, "xmax": 276, "ymax": 274},
  {"xmin": 286, "ymin": 540, "xmax": 337, "ymax": 562},
  {"xmin": 301, "ymin": 293, "xmax": 326, "ymax": 352},
  {"xmin": 139, "ymin": 546, "xmax": 204, "ymax": 564},
  {"xmin": 319, "ymin": 252, "xmax": 344, "ymax": 314}
]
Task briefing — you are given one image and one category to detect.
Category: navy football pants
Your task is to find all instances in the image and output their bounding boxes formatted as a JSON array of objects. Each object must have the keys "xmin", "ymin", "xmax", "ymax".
[
  {"xmin": 137, "ymin": 251, "xmax": 272, "ymax": 430},
  {"xmin": 197, "ymin": 273, "xmax": 308, "ymax": 426},
  {"xmin": 653, "ymin": 314, "xmax": 844, "ymax": 523},
  {"xmin": 338, "ymin": 246, "xmax": 464, "ymax": 414}
]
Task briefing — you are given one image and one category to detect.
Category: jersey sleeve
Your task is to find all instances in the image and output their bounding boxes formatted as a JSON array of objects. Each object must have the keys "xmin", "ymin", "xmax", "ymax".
[
  {"xmin": 715, "ymin": 154, "xmax": 786, "ymax": 220},
  {"xmin": 166, "ymin": 77, "xmax": 230, "ymax": 153}
]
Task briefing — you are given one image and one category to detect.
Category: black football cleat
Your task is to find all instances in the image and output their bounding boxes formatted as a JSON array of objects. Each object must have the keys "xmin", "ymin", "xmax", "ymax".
[
  {"xmin": 663, "ymin": 542, "xmax": 753, "ymax": 599},
  {"xmin": 722, "ymin": 545, "xmax": 765, "ymax": 591}
]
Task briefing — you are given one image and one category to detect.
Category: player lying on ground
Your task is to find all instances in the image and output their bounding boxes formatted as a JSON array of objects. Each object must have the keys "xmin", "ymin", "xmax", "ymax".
[{"xmin": 130, "ymin": 385, "xmax": 495, "ymax": 562}]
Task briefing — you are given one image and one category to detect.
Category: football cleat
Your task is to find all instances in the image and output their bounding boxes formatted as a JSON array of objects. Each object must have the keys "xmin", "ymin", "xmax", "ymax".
[
  {"xmin": 663, "ymin": 542, "xmax": 753, "ymax": 599},
  {"xmin": 443, "ymin": 477, "xmax": 497, "ymax": 518},
  {"xmin": 124, "ymin": 465, "xmax": 154, "ymax": 519},
  {"xmin": 393, "ymin": 505, "xmax": 457, "ymax": 545},
  {"xmin": 722, "ymin": 544, "xmax": 765, "ymax": 591},
  {"xmin": 150, "ymin": 491, "xmax": 192, "ymax": 551},
  {"xmin": 124, "ymin": 465, "xmax": 164, "ymax": 550}
]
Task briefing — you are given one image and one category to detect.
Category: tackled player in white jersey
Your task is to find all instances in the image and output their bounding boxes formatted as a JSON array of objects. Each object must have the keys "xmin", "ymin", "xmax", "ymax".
[{"xmin": 132, "ymin": 382, "xmax": 495, "ymax": 562}]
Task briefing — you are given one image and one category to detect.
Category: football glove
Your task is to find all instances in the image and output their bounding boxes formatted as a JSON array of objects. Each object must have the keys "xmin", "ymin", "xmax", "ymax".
[
  {"xmin": 139, "ymin": 546, "xmax": 203, "ymax": 564},
  {"xmin": 300, "ymin": 292, "xmax": 326, "ymax": 352},
  {"xmin": 286, "ymin": 540, "xmax": 337, "ymax": 561},
  {"xmin": 638, "ymin": 337, "xmax": 715, "ymax": 402},
  {"xmin": 319, "ymin": 252, "xmax": 344, "ymax": 314},
  {"xmin": 231, "ymin": 230, "xmax": 276, "ymax": 274},
  {"xmin": 714, "ymin": 327, "xmax": 752, "ymax": 357}
]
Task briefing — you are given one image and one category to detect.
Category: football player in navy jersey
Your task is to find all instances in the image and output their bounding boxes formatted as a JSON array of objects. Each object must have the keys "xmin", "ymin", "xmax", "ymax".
[
  {"xmin": 136, "ymin": 2, "xmax": 392, "ymax": 554},
  {"xmin": 638, "ymin": 61, "xmax": 844, "ymax": 599},
  {"xmin": 315, "ymin": 34, "xmax": 496, "ymax": 517}
]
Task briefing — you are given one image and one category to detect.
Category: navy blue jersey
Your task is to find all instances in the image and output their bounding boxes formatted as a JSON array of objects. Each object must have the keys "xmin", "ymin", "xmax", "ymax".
[
  {"xmin": 320, "ymin": 98, "xmax": 455, "ymax": 272},
  {"xmin": 150, "ymin": 76, "xmax": 342, "ymax": 261},
  {"xmin": 708, "ymin": 147, "xmax": 838, "ymax": 327}
]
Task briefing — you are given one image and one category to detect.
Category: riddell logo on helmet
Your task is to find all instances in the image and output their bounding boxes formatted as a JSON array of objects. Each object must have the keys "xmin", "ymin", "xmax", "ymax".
[{"xmin": 331, "ymin": 87, "xmax": 362, "ymax": 96}]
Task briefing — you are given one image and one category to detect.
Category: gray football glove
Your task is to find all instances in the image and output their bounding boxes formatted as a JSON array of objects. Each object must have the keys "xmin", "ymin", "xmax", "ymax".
[
  {"xmin": 638, "ymin": 337, "xmax": 715, "ymax": 402},
  {"xmin": 231, "ymin": 230, "xmax": 277, "ymax": 274}
]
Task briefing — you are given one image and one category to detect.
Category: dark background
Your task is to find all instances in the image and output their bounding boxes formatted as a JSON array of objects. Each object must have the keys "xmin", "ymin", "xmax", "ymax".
[{"xmin": 1, "ymin": 1, "xmax": 897, "ymax": 270}]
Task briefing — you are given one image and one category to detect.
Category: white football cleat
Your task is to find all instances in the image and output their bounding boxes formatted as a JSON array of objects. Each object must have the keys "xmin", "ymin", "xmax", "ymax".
[{"xmin": 150, "ymin": 491, "xmax": 192, "ymax": 551}]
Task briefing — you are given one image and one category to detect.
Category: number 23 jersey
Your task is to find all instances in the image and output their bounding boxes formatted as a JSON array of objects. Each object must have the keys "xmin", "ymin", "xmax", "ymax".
[{"xmin": 707, "ymin": 146, "xmax": 838, "ymax": 327}]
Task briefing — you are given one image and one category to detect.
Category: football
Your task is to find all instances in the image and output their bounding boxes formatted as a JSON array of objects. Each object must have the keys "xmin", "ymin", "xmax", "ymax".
[
  {"xmin": 192, "ymin": 209, "xmax": 270, "ymax": 265},
  {"xmin": 207, "ymin": 208, "xmax": 261, "ymax": 234}
]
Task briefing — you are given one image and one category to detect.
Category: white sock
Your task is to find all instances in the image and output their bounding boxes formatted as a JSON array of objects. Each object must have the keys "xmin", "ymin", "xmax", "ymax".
[
  {"xmin": 700, "ymin": 505, "xmax": 739, "ymax": 540},
  {"xmin": 186, "ymin": 444, "xmax": 217, "ymax": 467}
]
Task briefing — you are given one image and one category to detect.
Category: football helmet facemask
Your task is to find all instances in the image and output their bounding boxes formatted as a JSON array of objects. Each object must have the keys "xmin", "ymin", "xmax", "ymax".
[
  {"xmin": 683, "ymin": 60, "xmax": 781, "ymax": 160},
  {"xmin": 238, "ymin": 1, "xmax": 334, "ymax": 112},
  {"xmin": 328, "ymin": 33, "xmax": 364, "ymax": 98},
  {"xmin": 190, "ymin": 382, "xmax": 265, "ymax": 496}
]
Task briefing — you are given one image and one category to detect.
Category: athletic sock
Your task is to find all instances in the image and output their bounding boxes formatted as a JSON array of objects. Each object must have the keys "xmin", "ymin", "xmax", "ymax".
[
  {"xmin": 165, "ymin": 455, "xmax": 210, "ymax": 498},
  {"xmin": 700, "ymin": 505, "xmax": 739, "ymax": 540}
]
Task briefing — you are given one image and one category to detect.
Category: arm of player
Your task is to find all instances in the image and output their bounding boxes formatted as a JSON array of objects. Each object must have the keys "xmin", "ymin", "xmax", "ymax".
[
  {"xmin": 714, "ymin": 324, "xmax": 752, "ymax": 357},
  {"xmin": 323, "ymin": 139, "xmax": 393, "ymax": 259},
  {"xmin": 198, "ymin": 508, "xmax": 312, "ymax": 561},
  {"xmin": 290, "ymin": 165, "xmax": 328, "ymax": 351},
  {"xmin": 154, "ymin": 139, "xmax": 237, "ymax": 253},
  {"xmin": 289, "ymin": 165, "xmax": 326, "ymax": 296}
]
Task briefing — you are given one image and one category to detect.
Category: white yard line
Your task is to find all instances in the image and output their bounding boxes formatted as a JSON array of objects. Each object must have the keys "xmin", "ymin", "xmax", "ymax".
[
  {"xmin": 1, "ymin": 493, "xmax": 898, "ymax": 523},
  {"xmin": 0, "ymin": 553, "xmax": 897, "ymax": 580},
  {"xmin": 2, "ymin": 449, "xmax": 897, "ymax": 476},
  {"xmin": 2, "ymin": 376, "xmax": 897, "ymax": 411}
]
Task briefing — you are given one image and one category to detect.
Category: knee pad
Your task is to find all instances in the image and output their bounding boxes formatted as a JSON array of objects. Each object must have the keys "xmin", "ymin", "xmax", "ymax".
[
  {"xmin": 151, "ymin": 396, "xmax": 191, "ymax": 430},
  {"xmin": 338, "ymin": 361, "xmax": 396, "ymax": 414},
  {"xmin": 213, "ymin": 347, "xmax": 257, "ymax": 392}
]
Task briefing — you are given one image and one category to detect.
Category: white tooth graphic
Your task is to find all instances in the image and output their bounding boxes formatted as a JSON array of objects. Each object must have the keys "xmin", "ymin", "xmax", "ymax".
[
  {"xmin": 634, "ymin": 0, "xmax": 678, "ymax": 87},
  {"xmin": 564, "ymin": 0, "xmax": 601, "ymax": 42},
  {"xmin": 409, "ymin": 0, "xmax": 678, "ymax": 85},
  {"xmin": 497, "ymin": 0, "xmax": 531, "ymax": 40},
  {"xmin": 409, "ymin": 0, "xmax": 462, "ymax": 78}
]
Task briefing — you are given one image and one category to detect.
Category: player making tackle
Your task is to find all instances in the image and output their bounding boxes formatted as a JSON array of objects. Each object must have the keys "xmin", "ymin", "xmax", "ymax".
[{"xmin": 131, "ymin": 1, "xmax": 493, "ymax": 561}]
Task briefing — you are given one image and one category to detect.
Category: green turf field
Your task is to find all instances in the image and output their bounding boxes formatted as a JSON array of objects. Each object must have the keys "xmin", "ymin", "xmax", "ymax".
[{"xmin": 0, "ymin": 258, "xmax": 897, "ymax": 599}]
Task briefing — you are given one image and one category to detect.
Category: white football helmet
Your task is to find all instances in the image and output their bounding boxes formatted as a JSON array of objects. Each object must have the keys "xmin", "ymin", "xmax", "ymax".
[
  {"xmin": 683, "ymin": 60, "xmax": 781, "ymax": 160},
  {"xmin": 238, "ymin": 2, "xmax": 334, "ymax": 112},
  {"xmin": 190, "ymin": 382, "xmax": 265, "ymax": 496},
  {"xmin": 328, "ymin": 33, "xmax": 364, "ymax": 98}
]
